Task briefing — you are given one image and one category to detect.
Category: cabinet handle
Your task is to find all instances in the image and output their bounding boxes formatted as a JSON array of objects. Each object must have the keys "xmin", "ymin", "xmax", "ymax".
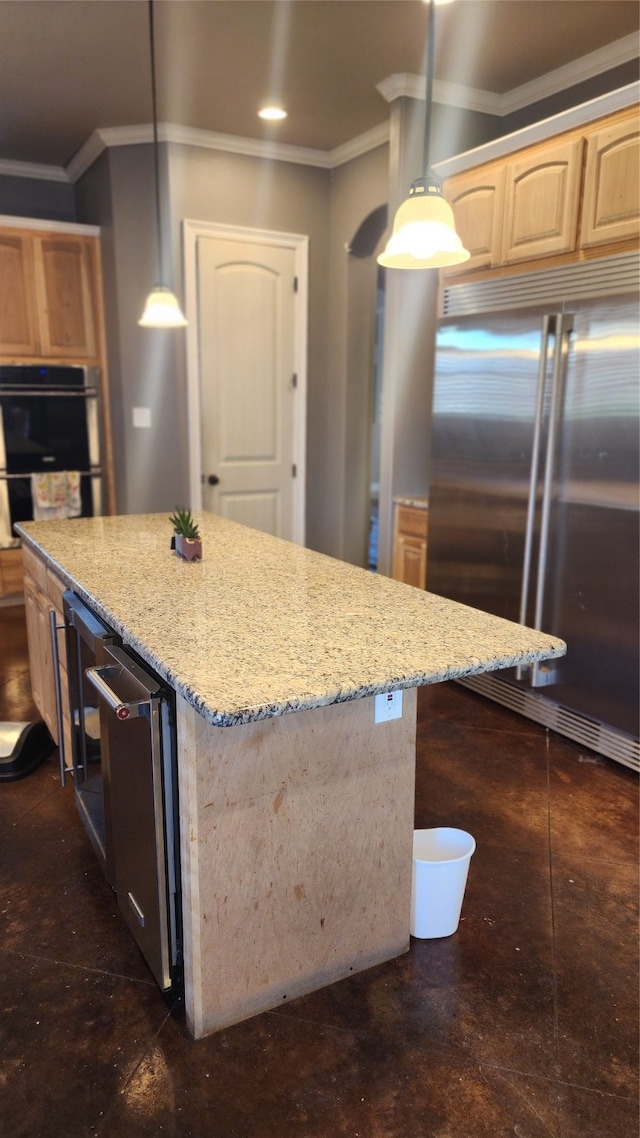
[{"xmin": 49, "ymin": 610, "xmax": 66, "ymax": 786}]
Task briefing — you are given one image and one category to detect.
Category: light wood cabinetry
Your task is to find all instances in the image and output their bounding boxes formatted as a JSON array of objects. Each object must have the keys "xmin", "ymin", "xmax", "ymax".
[
  {"xmin": 392, "ymin": 504, "xmax": 428, "ymax": 590},
  {"xmin": 444, "ymin": 165, "xmax": 505, "ymax": 273},
  {"xmin": 501, "ymin": 136, "xmax": 584, "ymax": 263},
  {"xmin": 580, "ymin": 111, "xmax": 640, "ymax": 248},
  {"xmin": 22, "ymin": 544, "xmax": 70, "ymax": 759},
  {"xmin": 0, "ymin": 231, "xmax": 39, "ymax": 355},
  {"xmin": 443, "ymin": 105, "xmax": 639, "ymax": 280},
  {"xmin": 34, "ymin": 235, "xmax": 98, "ymax": 359},
  {"xmin": 0, "ymin": 226, "xmax": 101, "ymax": 362},
  {"xmin": 0, "ymin": 548, "xmax": 23, "ymax": 598}
]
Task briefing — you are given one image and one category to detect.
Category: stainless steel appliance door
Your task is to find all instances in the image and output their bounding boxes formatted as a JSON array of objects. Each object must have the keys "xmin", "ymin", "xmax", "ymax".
[
  {"xmin": 64, "ymin": 591, "xmax": 118, "ymax": 885},
  {"xmin": 428, "ymin": 311, "xmax": 554, "ymax": 622},
  {"xmin": 539, "ymin": 297, "xmax": 640, "ymax": 737},
  {"xmin": 86, "ymin": 645, "xmax": 176, "ymax": 991}
]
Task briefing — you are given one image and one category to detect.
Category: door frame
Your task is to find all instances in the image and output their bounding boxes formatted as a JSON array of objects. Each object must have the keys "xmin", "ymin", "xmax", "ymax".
[{"xmin": 183, "ymin": 219, "xmax": 308, "ymax": 545}]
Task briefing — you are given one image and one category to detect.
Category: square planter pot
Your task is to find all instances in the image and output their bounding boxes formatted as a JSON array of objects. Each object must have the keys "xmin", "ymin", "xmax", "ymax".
[{"xmin": 174, "ymin": 535, "xmax": 202, "ymax": 561}]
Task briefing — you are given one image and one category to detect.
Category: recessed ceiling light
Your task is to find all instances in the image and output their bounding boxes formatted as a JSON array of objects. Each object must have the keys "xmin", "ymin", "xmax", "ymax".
[{"xmin": 258, "ymin": 106, "xmax": 287, "ymax": 121}]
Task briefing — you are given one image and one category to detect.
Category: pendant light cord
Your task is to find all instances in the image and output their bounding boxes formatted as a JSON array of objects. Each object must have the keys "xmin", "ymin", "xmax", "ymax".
[
  {"xmin": 148, "ymin": 0, "xmax": 164, "ymax": 283},
  {"xmin": 423, "ymin": 0, "xmax": 435, "ymax": 178}
]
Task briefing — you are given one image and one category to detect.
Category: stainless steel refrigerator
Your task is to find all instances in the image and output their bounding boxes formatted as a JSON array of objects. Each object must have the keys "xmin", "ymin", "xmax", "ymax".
[{"xmin": 427, "ymin": 252, "xmax": 639, "ymax": 770}]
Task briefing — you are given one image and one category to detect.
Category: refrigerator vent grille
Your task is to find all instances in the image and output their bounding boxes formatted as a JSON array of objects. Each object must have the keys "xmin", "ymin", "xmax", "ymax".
[
  {"xmin": 457, "ymin": 673, "xmax": 640, "ymax": 773},
  {"xmin": 441, "ymin": 252, "xmax": 640, "ymax": 317}
]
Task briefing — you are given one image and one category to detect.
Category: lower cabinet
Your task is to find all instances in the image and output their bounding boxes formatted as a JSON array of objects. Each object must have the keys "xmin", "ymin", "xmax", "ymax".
[
  {"xmin": 22, "ymin": 545, "xmax": 70, "ymax": 760},
  {"xmin": 0, "ymin": 548, "xmax": 23, "ymax": 599},
  {"xmin": 392, "ymin": 504, "xmax": 428, "ymax": 590}
]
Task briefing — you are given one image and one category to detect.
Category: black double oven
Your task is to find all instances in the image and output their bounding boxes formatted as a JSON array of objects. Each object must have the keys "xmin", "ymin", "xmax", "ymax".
[{"xmin": 0, "ymin": 364, "xmax": 102, "ymax": 546}]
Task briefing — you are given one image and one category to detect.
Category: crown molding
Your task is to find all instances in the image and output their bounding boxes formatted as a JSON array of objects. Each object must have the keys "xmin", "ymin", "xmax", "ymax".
[
  {"xmin": 5, "ymin": 31, "xmax": 639, "ymax": 186},
  {"xmin": 329, "ymin": 121, "xmax": 390, "ymax": 168},
  {"xmin": 434, "ymin": 80, "xmax": 640, "ymax": 179},
  {"xmin": 377, "ymin": 32, "xmax": 639, "ymax": 117},
  {"xmin": 0, "ymin": 157, "xmax": 70, "ymax": 183},
  {"xmin": 68, "ymin": 119, "xmax": 391, "ymax": 179},
  {"xmin": 501, "ymin": 31, "xmax": 639, "ymax": 115},
  {"xmin": 0, "ymin": 212, "xmax": 100, "ymax": 235},
  {"xmin": 68, "ymin": 122, "xmax": 333, "ymax": 183},
  {"xmin": 377, "ymin": 74, "xmax": 503, "ymax": 115}
]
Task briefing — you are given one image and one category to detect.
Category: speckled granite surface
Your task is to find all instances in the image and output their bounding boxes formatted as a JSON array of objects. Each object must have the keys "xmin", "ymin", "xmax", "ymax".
[
  {"xmin": 17, "ymin": 513, "xmax": 565, "ymax": 727},
  {"xmin": 393, "ymin": 496, "xmax": 429, "ymax": 510}
]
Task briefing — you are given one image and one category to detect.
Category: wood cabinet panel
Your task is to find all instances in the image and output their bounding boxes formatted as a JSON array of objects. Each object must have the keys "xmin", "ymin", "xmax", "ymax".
[
  {"xmin": 0, "ymin": 232, "xmax": 39, "ymax": 355},
  {"xmin": 23, "ymin": 573, "xmax": 46, "ymax": 720},
  {"xmin": 0, "ymin": 548, "xmax": 23, "ymax": 598},
  {"xmin": 502, "ymin": 137, "xmax": 584, "ymax": 263},
  {"xmin": 392, "ymin": 505, "xmax": 428, "ymax": 589},
  {"xmin": 581, "ymin": 114, "xmax": 640, "ymax": 248},
  {"xmin": 0, "ymin": 227, "xmax": 101, "ymax": 362},
  {"xmin": 22, "ymin": 553, "xmax": 67, "ymax": 745},
  {"xmin": 441, "ymin": 105, "xmax": 639, "ymax": 285},
  {"xmin": 445, "ymin": 165, "xmax": 505, "ymax": 272},
  {"xmin": 34, "ymin": 236, "xmax": 98, "ymax": 359}
]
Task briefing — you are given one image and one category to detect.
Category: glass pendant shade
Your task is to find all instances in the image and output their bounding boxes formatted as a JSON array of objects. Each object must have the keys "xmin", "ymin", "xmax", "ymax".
[
  {"xmin": 138, "ymin": 286, "xmax": 188, "ymax": 328},
  {"xmin": 377, "ymin": 181, "xmax": 470, "ymax": 270}
]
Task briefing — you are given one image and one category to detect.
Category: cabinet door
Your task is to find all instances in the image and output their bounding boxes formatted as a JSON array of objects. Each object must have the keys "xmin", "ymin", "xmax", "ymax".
[
  {"xmin": 392, "ymin": 506, "xmax": 428, "ymax": 589},
  {"xmin": 0, "ymin": 232, "xmax": 39, "ymax": 356},
  {"xmin": 33, "ymin": 236, "xmax": 98, "ymax": 359},
  {"xmin": 393, "ymin": 535, "xmax": 427, "ymax": 590},
  {"xmin": 502, "ymin": 137, "xmax": 584, "ymax": 264},
  {"xmin": 444, "ymin": 164, "xmax": 505, "ymax": 273},
  {"xmin": 0, "ymin": 549, "xmax": 24, "ymax": 599},
  {"xmin": 23, "ymin": 574, "xmax": 45, "ymax": 719},
  {"xmin": 23, "ymin": 571, "xmax": 60, "ymax": 741},
  {"xmin": 580, "ymin": 115, "xmax": 640, "ymax": 248}
]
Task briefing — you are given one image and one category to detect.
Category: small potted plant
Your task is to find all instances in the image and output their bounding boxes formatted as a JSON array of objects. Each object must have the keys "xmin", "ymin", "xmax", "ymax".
[{"xmin": 170, "ymin": 508, "xmax": 203, "ymax": 561}]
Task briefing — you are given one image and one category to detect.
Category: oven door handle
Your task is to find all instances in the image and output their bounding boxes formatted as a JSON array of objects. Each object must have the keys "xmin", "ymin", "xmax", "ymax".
[
  {"xmin": 49, "ymin": 610, "xmax": 67, "ymax": 786},
  {"xmin": 85, "ymin": 664, "xmax": 155, "ymax": 721}
]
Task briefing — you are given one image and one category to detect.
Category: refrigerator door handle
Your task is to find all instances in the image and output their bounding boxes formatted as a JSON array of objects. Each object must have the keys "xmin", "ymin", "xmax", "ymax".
[
  {"xmin": 531, "ymin": 314, "xmax": 574, "ymax": 684},
  {"xmin": 516, "ymin": 315, "xmax": 553, "ymax": 681},
  {"xmin": 519, "ymin": 315, "xmax": 553, "ymax": 628}
]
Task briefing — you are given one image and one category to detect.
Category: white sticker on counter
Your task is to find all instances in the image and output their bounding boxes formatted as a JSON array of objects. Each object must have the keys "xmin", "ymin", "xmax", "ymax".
[{"xmin": 374, "ymin": 690, "xmax": 403, "ymax": 723}]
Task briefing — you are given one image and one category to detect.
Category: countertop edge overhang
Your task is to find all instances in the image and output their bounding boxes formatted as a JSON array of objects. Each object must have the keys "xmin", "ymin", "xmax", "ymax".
[{"xmin": 17, "ymin": 513, "xmax": 566, "ymax": 727}]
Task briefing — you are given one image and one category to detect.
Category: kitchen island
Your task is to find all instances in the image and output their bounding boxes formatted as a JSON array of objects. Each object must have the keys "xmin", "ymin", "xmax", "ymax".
[{"xmin": 18, "ymin": 512, "xmax": 565, "ymax": 1039}]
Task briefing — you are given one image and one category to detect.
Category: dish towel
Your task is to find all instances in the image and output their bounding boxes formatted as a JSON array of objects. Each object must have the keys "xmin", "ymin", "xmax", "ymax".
[{"xmin": 30, "ymin": 471, "xmax": 82, "ymax": 521}]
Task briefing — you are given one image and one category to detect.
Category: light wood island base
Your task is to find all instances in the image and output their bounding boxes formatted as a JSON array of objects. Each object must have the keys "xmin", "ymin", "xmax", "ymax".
[{"xmin": 177, "ymin": 689, "xmax": 417, "ymax": 1039}]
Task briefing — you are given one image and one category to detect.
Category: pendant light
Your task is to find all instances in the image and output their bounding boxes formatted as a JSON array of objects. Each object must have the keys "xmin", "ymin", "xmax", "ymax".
[
  {"xmin": 138, "ymin": 0, "xmax": 187, "ymax": 327},
  {"xmin": 377, "ymin": 0, "xmax": 469, "ymax": 270}
]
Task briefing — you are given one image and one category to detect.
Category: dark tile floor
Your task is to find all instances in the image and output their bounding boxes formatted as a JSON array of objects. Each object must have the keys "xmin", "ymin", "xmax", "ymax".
[{"xmin": 1, "ymin": 602, "xmax": 638, "ymax": 1138}]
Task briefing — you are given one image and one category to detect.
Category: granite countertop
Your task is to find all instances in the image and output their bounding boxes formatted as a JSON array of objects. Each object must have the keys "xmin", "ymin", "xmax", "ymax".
[
  {"xmin": 393, "ymin": 496, "xmax": 429, "ymax": 510},
  {"xmin": 17, "ymin": 513, "xmax": 565, "ymax": 727}
]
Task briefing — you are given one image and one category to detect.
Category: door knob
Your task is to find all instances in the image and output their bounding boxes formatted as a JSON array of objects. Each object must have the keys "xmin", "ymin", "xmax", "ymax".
[{"xmin": 207, "ymin": 474, "xmax": 220, "ymax": 486}]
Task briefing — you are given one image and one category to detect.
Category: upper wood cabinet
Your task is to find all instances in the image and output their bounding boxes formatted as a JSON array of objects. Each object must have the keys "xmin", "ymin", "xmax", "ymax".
[
  {"xmin": 0, "ymin": 231, "xmax": 39, "ymax": 355},
  {"xmin": 501, "ymin": 137, "xmax": 584, "ymax": 264},
  {"xmin": 34, "ymin": 235, "xmax": 98, "ymax": 358},
  {"xmin": 442, "ymin": 104, "xmax": 639, "ymax": 279},
  {"xmin": 580, "ymin": 112, "xmax": 640, "ymax": 248},
  {"xmin": 444, "ymin": 165, "xmax": 505, "ymax": 273},
  {"xmin": 0, "ymin": 226, "xmax": 101, "ymax": 363}
]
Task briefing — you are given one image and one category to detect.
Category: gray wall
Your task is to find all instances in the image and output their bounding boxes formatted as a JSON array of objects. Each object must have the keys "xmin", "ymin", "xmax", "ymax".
[
  {"xmin": 0, "ymin": 174, "xmax": 76, "ymax": 222},
  {"xmin": 76, "ymin": 144, "xmax": 186, "ymax": 517}
]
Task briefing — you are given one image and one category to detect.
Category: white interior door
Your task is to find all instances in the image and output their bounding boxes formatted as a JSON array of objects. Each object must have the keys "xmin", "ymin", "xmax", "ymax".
[{"xmin": 194, "ymin": 231, "xmax": 303, "ymax": 541}]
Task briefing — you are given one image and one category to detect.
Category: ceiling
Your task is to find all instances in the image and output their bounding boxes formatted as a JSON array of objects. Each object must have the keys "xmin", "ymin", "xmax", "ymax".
[{"xmin": 1, "ymin": 0, "xmax": 639, "ymax": 170}]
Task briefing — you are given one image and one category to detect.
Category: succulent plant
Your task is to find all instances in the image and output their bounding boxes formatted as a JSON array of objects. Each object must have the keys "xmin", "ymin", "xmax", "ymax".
[{"xmin": 169, "ymin": 507, "xmax": 201, "ymax": 540}]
